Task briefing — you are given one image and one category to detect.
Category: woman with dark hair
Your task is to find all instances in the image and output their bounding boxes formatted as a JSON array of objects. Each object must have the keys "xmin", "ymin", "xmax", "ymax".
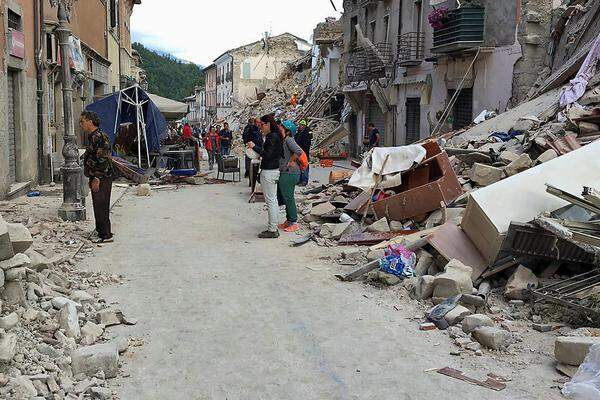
[
  {"xmin": 248, "ymin": 114, "xmax": 283, "ymax": 239},
  {"xmin": 277, "ymin": 120, "xmax": 303, "ymax": 232}
]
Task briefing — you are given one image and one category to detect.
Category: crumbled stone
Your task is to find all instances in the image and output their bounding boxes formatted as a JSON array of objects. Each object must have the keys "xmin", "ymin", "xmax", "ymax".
[
  {"xmin": 0, "ymin": 253, "xmax": 31, "ymax": 271},
  {"xmin": 433, "ymin": 259, "xmax": 474, "ymax": 299},
  {"xmin": 413, "ymin": 275, "xmax": 436, "ymax": 300},
  {"xmin": 462, "ymin": 314, "xmax": 494, "ymax": 334},
  {"xmin": 504, "ymin": 153, "xmax": 532, "ymax": 176},
  {"xmin": 6, "ymin": 223, "xmax": 33, "ymax": 253},
  {"xmin": 310, "ymin": 202, "xmax": 335, "ymax": 217},
  {"xmin": 470, "ymin": 163, "xmax": 504, "ymax": 186},
  {"xmin": 555, "ymin": 336, "xmax": 600, "ymax": 366},
  {"xmin": 0, "ymin": 215, "xmax": 15, "ymax": 262},
  {"xmin": 0, "ymin": 333, "xmax": 17, "ymax": 362},
  {"xmin": 71, "ymin": 342, "xmax": 119, "ymax": 379},
  {"xmin": 367, "ymin": 217, "xmax": 390, "ymax": 233},
  {"xmin": 536, "ymin": 149, "xmax": 558, "ymax": 164},
  {"xmin": 505, "ymin": 265, "xmax": 538, "ymax": 300},
  {"xmin": 0, "ymin": 313, "xmax": 19, "ymax": 330},
  {"xmin": 444, "ymin": 305, "xmax": 472, "ymax": 326},
  {"xmin": 58, "ymin": 303, "xmax": 81, "ymax": 339},
  {"xmin": 473, "ymin": 327, "xmax": 512, "ymax": 350}
]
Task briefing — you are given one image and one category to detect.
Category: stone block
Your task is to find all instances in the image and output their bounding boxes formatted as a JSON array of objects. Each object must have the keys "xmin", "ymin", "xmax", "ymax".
[
  {"xmin": 136, "ymin": 184, "xmax": 151, "ymax": 196},
  {"xmin": 462, "ymin": 314, "xmax": 494, "ymax": 334},
  {"xmin": 58, "ymin": 303, "xmax": 80, "ymax": 339},
  {"xmin": 367, "ymin": 249, "xmax": 385, "ymax": 262},
  {"xmin": 310, "ymin": 202, "xmax": 335, "ymax": 217},
  {"xmin": 367, "ymin": 217, "xmax": 390, "ymax": 233},
  {"xmin": 499, "ymin": 151, "xmax": 520, "ymax": 164},
  {"xmin": 470, "ymin": 163, "xmax": 504, "ymax": 186},
  {"xmin": 536, "ymin": 149, "xmax": 558, "ymax": 164},
  {"xmin": 0, "ymin": 333, "xmax": 17, "ymax": 362},
  {"xmin": 473, "ymin": 327, "xmax": 512, "ymax": 350},
  {"xmin": 555, "ymin": 336, "xmax": 600, "ymax": 366},
  {"xmin": 513, "ymin": 118, "xmax": 537, "ymax": 132},
  {"xmin": 319, "ymin": 222, "xmax": 352, "ymax": 240},
  {"xmin": 414, "ymin": 250, "xmax": 434, "ymax": 277},
  {"xmin": 24, "ymin": 248, "xmax": 52, "ymax": 272},
  {"xmin": 433, "ymin": 259, "xmax": 474, "ymax": 299},
  {"xmin": 0, "ymin": 253, "xmax": 31, "ymax": 271},
  {"xmin": 504, "ymin": 154, "xmax": 532, "ymax": 177},
  {"xmin": 505, "ymin": 265, "xmax": 539, "ymax": 300},
  {"xmin": 414, "ymin": 275, "xmax": 436, "ymax": 300},
  {"xmin": 5, "ymin": 267, "xmax": 25, "ymax": 282},
  {"xmin": 70, "ymin": 342, "xmax": 119, "ymax": 379},
  {"xmin": 389, "ymin": 221, "xmax": 404, "ymax": 231},
  {"xmin": 10, "ymin": 376, "xmax": 37, "ymax": 398},
  {"xmin": 6, "ymin": 223, "xmax": 33, "ymax": 254},
  {"xmin": 444, "ymin": 305, "xmax": 472, "ymax": 326},
  {"xmin": 51, "ymin": 297, "xmax": 82, "ymax": 310},
  {"xmin": 0, "ymin": 215, "xmax": 14, "ymax": 262},
  {"xmin": 81, "ymin": 322, "xmax": 104, "ymax": 345},
  {"xmin": 0, "ymin": 313, "xmax": 19, "ymax": 330},
  {"xmin": 579, "ymin": 121, "xmax": 599, "ymax": 136},
  {"xmin": 1, "ymin": 281, "xmax": 26, "ymax": 306},
  {"xmin": 70, "ymin": 290, "xmax": 94, "ymax": 305}
]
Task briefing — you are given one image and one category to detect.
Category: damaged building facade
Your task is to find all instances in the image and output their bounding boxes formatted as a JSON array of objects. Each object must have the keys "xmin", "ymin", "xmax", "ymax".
[
  {"xmin": 210, "ymin": 33, "xmax": 311, "ymax": 130},
  {"xmin": 341, "ymin": 0, "xmax": 555, "ymax": 156},
  {"xmin": 0, "ymin": 0, "xmax": 142, "ymax": 199}
]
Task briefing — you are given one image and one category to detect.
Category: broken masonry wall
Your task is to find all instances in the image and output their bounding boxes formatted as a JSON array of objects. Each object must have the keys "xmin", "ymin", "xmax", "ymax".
[{"xmin": 510, "ymin": 0, "xmax": 554, "ymax": 106}]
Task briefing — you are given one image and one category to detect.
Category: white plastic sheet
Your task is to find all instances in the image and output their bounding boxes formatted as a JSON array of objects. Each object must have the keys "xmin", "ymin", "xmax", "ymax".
[
  {"xmin": 563, "ymin": 344, "xmax": 600, "ymax": 400},
  {"xmin": 348, "ymin": 145, "xmax": 427, "ymax": 190}
]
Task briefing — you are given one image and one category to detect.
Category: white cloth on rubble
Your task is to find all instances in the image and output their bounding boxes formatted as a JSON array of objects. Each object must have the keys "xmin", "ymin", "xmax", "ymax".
[
  {"xmin": 348, "ymin": 145, "xmax": 427, "ymax": 191},
  {"xmin": 560, "ymin": 33, "xmax": 600, "ymax": 107}
]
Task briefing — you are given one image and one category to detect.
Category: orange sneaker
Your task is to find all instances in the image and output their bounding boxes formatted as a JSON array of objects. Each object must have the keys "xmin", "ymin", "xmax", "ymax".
[
  {"xmin": 278, "ymin": 221, "xmax": 291, "ymax": 229},
  {"xmin": 283, "ymin": 223, "xmax": 300, "ymax": 233}
]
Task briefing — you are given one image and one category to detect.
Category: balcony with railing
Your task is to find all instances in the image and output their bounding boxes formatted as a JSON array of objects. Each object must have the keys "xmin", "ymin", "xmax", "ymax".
[
  {"xmin": 345, "ymin": 43, "xmax": 393, "ymax": 84},
  {"xmin": 431, "ymin": 7, "xmax": 485, "ymax": 54},
  {"xmin": 359, "ymin": 0, "xmax": 383, "ymax": 7},
  {"xmin": 397, "ymin": 32, "xmax": 425, "ymax": 67}
]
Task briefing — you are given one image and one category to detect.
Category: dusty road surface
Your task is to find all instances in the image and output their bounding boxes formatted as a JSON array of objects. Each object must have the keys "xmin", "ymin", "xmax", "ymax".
[{"xmin": 82, "ymin": 174, "xmax": 561, "ymax": 400}]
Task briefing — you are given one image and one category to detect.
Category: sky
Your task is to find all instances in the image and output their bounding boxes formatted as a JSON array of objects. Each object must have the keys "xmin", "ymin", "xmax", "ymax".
[{"xmin": 131, "ymin": 0, "xmax": 344, "ymax": 66}]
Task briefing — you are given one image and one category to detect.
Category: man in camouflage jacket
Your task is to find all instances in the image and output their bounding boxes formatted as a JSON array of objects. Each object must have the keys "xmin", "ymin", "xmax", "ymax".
[{"xmin": 80, "ymin": 111, "xmax": 114, "ymax": 243}]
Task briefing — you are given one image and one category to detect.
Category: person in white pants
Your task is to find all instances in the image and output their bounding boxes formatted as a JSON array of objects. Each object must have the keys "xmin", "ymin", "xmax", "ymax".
[{"xmin": 247, "ymin": 114, "xmax": 284, "ymax": 238}]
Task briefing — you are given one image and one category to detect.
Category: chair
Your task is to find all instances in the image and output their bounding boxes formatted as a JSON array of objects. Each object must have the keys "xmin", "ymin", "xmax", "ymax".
[{"xmin": 216, "ymin": 154, "xmax": 241, "ymax": 182}]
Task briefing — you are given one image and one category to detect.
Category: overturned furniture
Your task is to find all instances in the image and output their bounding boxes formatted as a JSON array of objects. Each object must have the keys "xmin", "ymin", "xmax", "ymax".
[{"xmin": 371, "ymin": 141, "xmax": 463, "ymax": 221}]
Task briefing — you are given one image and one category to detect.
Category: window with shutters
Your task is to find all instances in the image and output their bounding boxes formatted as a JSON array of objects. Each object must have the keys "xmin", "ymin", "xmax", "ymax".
[{"xmin": 242, "ymin": 62, "xmax": 251, "ymax": 79}]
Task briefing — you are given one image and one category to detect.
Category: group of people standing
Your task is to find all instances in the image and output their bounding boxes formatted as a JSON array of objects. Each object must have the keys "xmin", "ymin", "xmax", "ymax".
[
  {"xmin": 247, "ymin": 114, "xmax": 312, "ymax": 239},
  {"xmin": 201, "ymin": 122, "xmax": 233, "ymax": 170}
]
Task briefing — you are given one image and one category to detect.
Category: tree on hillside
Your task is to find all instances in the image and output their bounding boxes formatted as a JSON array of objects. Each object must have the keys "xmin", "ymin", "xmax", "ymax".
[{"xmin": 133, "ymin": 42, "xmax": 205, "ymax": 101}]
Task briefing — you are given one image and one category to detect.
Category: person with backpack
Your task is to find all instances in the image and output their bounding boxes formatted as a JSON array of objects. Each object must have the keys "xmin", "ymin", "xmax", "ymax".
[
  {"xmin": 277, "ymin": 120, "xmax": 305, "ymax": 233},
  {"xmin": 248, "ymin": 114, "xmax": 283, "ymax": 239}
]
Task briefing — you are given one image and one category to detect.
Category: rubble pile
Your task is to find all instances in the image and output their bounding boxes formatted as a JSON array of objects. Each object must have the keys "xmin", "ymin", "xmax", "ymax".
[
  {"xmin": 0, "ymin": 200, "xmax": 136, "ymax": 399},
  {"xmin": 293, "ymin": 69, "xmax": 600, "ymax": 376},
  {"xmin": 226, "ymin": 54, "xmax": 345, "ymax": 160},
  {"xmin": 443, "ymin": 71, "xmax": 600, "ymax": 193}
]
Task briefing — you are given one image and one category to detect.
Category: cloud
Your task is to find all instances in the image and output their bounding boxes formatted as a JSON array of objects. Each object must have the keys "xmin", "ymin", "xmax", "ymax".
[{"xmin": 131, "ymin": 0, "xmax": 343, "ymax": 65}]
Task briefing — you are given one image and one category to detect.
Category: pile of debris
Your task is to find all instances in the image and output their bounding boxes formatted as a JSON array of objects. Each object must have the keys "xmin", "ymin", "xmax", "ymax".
[
  {"xmin": 227, "ymin": 54, "xmax": 346, "ymax": 160},
  {"xmin": 0, "ymin": 203, "xmax": 136, "ymax": 399}
]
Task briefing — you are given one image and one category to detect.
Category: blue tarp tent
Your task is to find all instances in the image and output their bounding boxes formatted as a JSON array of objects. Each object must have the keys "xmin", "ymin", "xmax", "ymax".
[{"xmin": 86, "ymin": 85, "xmax": 167, "ymax": 166}]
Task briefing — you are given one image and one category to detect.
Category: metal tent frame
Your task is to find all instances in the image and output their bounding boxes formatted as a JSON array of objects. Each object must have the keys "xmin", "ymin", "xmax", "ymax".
[{"xmin": 112, "ymin": 84, "xmax": 151, "ymax": 168}]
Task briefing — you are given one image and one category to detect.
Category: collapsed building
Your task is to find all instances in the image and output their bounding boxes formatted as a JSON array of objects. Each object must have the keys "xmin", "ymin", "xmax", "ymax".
[{"xmin": 340, "ymin": 0, "xmax": 557, "ymax": 158}]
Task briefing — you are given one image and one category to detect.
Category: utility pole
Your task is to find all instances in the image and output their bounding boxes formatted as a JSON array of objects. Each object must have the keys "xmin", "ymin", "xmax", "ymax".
[{"xmin": 52, "ymin": 0, "xmax": 86, "ymax": 221}]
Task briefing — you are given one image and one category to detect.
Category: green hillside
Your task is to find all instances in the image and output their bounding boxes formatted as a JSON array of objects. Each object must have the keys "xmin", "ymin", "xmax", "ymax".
[{"xmin": 133, "ymin": 42, "xmax": 204, "ymax": 101}]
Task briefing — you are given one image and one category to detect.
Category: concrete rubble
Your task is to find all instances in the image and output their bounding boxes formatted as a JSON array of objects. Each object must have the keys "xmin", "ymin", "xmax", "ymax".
[{"xmin": 0, "ymin": 199, "xmax": 137, "ymax": 399}]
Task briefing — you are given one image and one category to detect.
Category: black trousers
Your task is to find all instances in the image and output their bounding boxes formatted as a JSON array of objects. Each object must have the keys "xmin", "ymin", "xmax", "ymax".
[{"xmin": 91, "ymin": 177, "xmax": 113, "ymax": 239}]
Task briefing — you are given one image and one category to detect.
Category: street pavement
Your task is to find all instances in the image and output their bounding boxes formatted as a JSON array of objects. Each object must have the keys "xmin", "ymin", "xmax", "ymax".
[{"xmin": 83, "ymin": 168, "xmax": 557, "ymax": 400}]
